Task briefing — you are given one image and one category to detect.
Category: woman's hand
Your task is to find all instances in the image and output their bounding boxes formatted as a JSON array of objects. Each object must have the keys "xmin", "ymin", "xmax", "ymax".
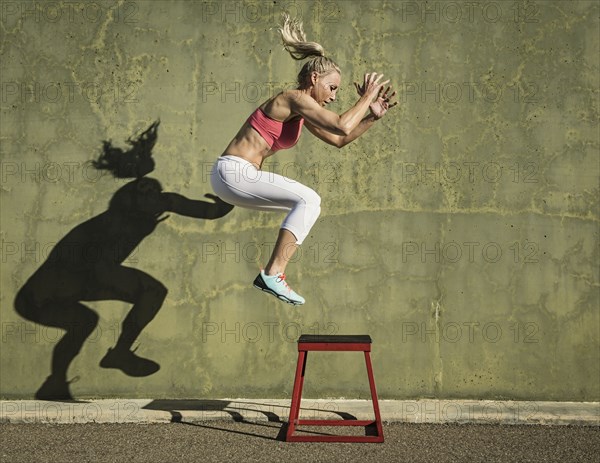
[
  {"xmin": 354, "ymin": 73, "xmax": 396, "ymax": 119},
  {"xmin": 354, "ymin": 72, "xmax": 389, "ymax": 99},
  {"xmin": 368, "ymin": 86, "xmax": 398, "ymax": 119}
]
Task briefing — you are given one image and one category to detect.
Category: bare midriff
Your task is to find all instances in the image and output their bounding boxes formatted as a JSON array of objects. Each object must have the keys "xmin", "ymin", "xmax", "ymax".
[
  {"xmin": 220, "ymin": 93, "xmax": 306, "ymax": 169},
  {"xmin": 220, "ymin": 120, "xmax": 273, "ymax": 170}
]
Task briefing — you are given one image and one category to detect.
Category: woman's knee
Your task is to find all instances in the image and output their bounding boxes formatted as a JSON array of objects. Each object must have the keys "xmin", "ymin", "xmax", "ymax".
[
  {"xmin": 302, "ymin": 187, "xmax": 321, "ymax": 211},
  {"xmin": 306, "ymin": 190, "xmax": 321, "ymax": 222}
]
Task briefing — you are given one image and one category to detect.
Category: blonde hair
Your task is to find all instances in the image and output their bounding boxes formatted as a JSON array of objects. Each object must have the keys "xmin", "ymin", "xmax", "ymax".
[{"xmin": 277, "ymin": 13, "xmax": 341, "ymax": 88}]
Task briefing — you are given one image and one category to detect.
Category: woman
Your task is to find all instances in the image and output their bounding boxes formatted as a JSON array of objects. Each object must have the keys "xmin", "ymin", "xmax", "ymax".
[{"xmin": 210, "ymin": 14, "xmax": 397, "ymax": 305}]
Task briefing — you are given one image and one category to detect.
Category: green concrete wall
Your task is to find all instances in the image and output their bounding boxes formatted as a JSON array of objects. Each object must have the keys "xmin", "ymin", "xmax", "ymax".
[{"xmin": 1, "ymin": 0, "xmax": 598, "ymax": 401}]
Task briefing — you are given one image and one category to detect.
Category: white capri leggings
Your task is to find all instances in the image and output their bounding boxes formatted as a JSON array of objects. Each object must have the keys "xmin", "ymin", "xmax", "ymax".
[{"xmin": 210, "ymin": 155, "xmax": 321, "ymax": 245}]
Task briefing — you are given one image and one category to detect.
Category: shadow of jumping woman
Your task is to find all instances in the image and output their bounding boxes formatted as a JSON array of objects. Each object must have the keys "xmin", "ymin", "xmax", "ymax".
[{"xmin": 14, "ymin": 121, "xmax": 233, "ymax": 400}]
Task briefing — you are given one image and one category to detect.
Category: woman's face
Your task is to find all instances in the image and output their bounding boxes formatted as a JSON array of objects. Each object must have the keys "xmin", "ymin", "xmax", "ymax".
[{"xmin": 312, "ymin": 71, "xmax": 341, "ymax": 107}]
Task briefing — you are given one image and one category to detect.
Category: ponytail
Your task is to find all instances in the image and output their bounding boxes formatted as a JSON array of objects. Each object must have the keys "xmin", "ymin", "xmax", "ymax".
[
  {"xmin": 278, "ymin": 13, "xmax": 325, "ymax": 60},
  {"xmin": 277, "ymin": 13, "xmax": 341, "ymax": 88}
]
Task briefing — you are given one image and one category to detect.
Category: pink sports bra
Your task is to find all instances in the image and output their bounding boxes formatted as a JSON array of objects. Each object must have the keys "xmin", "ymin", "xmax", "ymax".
[{"xmin": 247, "ymin": 107, "xmax": 304, "ymax": 152}]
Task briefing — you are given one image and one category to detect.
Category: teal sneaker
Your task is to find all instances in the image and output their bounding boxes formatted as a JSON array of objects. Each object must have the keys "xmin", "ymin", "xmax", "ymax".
[{"xmin": 253, "ymin": 270, "xmax": 305, "ymax": 305}]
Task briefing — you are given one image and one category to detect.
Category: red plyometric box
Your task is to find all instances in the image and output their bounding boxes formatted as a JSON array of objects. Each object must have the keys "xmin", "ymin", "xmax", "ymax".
[{"xmin": 285, "ymin": 335, "xmax": 384, "ymax": 443}]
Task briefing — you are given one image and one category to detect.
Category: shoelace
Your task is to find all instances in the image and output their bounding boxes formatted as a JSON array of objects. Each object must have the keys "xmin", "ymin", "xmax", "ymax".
[{"xmin": 276, "ymin": 273, "xmax": 290, "ymax": 289}]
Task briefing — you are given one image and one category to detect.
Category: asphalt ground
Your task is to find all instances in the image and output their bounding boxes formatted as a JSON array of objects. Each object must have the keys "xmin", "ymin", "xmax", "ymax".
[{"xmin": 1, "ymin": 422, "xmax": 598, "ymax": 463}]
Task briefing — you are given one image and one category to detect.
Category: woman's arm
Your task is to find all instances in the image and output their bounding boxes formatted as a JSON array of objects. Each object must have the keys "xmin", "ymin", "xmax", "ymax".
[
  {"xmin": 304, "ymin": 84, "xmax": 397, "ymax": 148},
  {"xmin": 304, "ymin": 113, "xmax": 379, "ymax": 148},
  {"xmin": 289, "ymin": 73, "xmax": 389, "ymax": 136}
]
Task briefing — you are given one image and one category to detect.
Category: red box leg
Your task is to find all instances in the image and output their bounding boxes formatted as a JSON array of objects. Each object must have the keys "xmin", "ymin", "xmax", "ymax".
[
  {"xmin": 364, "ymin": 351, "xmax": 384, "ymax": 441},
  {"xmin": 286, "ymin": 350, "xmax": 307, "ymax": 440}
]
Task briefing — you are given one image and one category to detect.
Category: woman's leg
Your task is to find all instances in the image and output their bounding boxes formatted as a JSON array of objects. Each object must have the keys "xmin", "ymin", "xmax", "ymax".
[
  {"xmin": 256, "ymin": 228, "xmax": 305, "ymax": 305},
  {"xmin": 264, "ymin": 228, "xmax": 298, "ymax": 275},
  {"xmin": 210, "ymin": 156, "xmax": 321, "ymax": 245},
  {"xmin": 210, "ymin": 156, "xmax": 321, "ymax": 304}
]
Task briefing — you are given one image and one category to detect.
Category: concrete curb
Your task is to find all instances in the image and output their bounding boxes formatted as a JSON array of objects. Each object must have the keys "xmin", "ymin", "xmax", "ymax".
[{"xmin": 1, "ymin": 399, "xmax": 598, "ymax": 425}]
